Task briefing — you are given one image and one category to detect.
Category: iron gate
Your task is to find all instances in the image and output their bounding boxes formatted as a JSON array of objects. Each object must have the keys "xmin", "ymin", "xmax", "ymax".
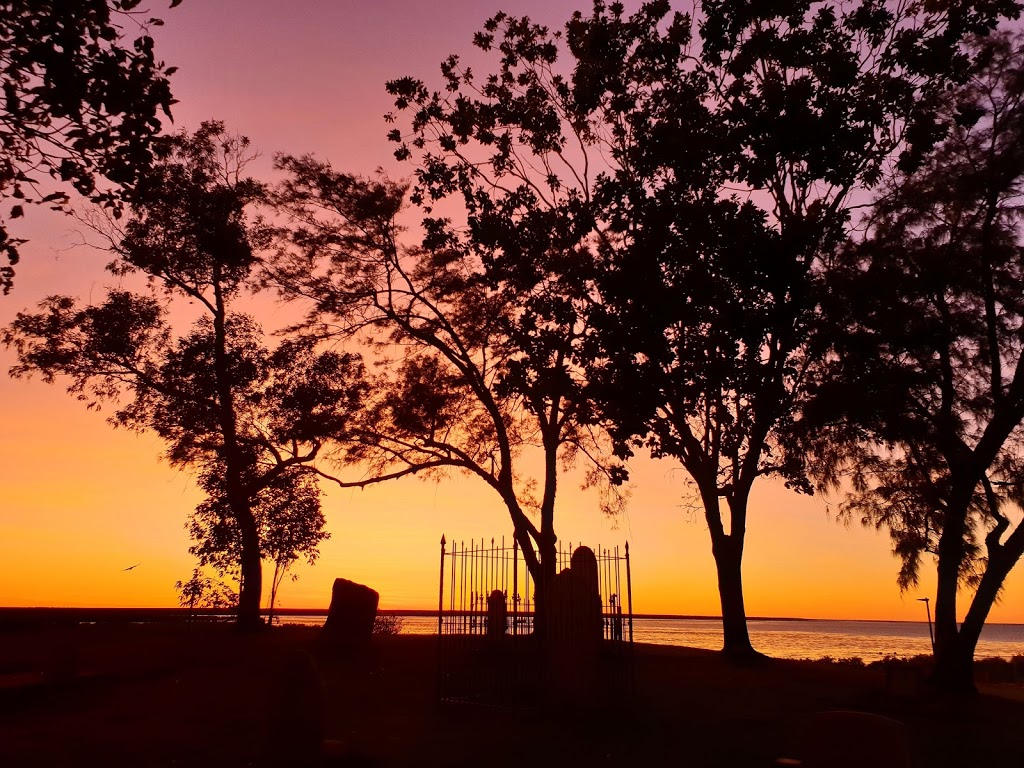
[{"xmin": 436, "ymin": 535, "xmax": 633, "ymax": 704}]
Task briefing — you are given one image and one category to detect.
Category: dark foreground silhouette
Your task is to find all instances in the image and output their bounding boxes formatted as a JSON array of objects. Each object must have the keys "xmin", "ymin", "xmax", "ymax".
[{"xmin": 1, "ymin": 623, "xmax": 1022, "ymax": 767}]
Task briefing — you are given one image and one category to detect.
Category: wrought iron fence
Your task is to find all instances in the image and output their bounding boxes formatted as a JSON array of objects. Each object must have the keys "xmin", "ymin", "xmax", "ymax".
[
  {"xmin": 437, "ymin": 536, "xmax": 633, "ymax": 641},
  {"xmin": 436, "ymin": 535, "xmax": 633, "ymax": 705}
]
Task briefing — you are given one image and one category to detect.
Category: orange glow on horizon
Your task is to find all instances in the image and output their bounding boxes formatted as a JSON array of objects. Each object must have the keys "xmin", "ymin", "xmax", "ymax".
[
  {"xmin": 2, "ymin": 0, "xmax": 1023, "ymax": 626},
  {"xmin": 3, "ymin": 370, "xmax": 1021, "ymax": 624}
]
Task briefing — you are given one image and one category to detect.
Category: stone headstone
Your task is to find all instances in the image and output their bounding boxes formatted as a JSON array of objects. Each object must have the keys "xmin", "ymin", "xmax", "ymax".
[
  {"xmin": 323, "ymin": 578, "xmax": 379, "ymax": 648},
  {"xmin": 546, "ymin": 549, "xmax": 603, "ymax": 641},
  {"xmin": 569, "ymin": 546, "xmax": 603, "ymax": 642},
  {"xmin": 570, "ymin": 546, "xmax": 598, "ymax": 586},
  {"xmin": 487, "ymin": 589, "xmax": 507, "ymax": 639},
  {"xmin": 547, "ymin": 546, "xmax": 604, "ymax": 645},
  {"xmin": 546, "ymin": 546, "xmax": 604, "ymax": 702}
]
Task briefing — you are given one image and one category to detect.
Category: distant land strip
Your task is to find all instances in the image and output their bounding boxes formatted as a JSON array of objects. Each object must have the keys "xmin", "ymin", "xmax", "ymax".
[{"xmin": 0, "ymin": 607, "xmax": 813, "ymax": 629}]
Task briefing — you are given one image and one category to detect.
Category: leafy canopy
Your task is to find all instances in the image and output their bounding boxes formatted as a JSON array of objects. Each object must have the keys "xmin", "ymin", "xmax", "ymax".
[{"xmin": 1, "ymin": 0, "xmax": 179, "ymax": 292}]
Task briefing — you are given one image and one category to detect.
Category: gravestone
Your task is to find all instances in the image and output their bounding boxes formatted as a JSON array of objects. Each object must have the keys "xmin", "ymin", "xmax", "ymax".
[
  {"xmin": 549, "ymin": 546, "xmax": 603, "ymax": 644},
  {"xmin": 323, "ymin": 578, "xmax": 379, "ymax": 649},
  {"xmin": 547, "ymin": 546, "xmax": 603, "ymax": 702},
  {"xmin": 486, "ymin": 589, "xmax": 507, "ymax": 639},
  {"xmin": 569, "ymin": 546, "xmax": 602, "ymax": 641}
]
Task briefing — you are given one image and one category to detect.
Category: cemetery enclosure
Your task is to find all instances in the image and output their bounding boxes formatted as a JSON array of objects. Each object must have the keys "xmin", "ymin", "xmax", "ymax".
[{"xmin": 436, "ymin": 536, "xmax": 634, "ymax": 704}]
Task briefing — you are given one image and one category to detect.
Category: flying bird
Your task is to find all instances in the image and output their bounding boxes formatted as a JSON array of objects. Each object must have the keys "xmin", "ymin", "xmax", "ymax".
[{"xmin": 123, "ymin": 562, "xmax": 141, "ymax": 571}]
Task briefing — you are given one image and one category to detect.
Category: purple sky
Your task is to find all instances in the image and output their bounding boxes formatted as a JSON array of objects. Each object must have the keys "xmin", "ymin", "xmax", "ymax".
[{"xmin": 2, "ymin": 1, "xmax": 1021, "ymax": 622}]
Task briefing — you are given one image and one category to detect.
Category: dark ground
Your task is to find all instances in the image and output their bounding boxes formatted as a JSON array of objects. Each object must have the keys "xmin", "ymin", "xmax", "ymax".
[{"xmin": 1, "ymin": 623, "xmax": 1022, "ymax": 767}]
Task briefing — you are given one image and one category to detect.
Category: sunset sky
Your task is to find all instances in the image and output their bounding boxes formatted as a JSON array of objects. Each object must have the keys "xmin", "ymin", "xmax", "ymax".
[{"xmin": 2, "ymin": 0, "xmax": 1022, "ymax": 624}]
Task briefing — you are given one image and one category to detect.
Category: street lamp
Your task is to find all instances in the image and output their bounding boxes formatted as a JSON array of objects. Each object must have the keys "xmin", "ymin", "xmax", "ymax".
[{"xmin": 917, "ymin": 597, "xmax": 935, "ymax": 653}]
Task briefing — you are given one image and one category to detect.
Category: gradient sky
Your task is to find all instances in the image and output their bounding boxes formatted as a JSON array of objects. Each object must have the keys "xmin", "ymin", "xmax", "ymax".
[{"xmin": 1, "ymin": 0, "xmax": 1022, "ymax": 623}]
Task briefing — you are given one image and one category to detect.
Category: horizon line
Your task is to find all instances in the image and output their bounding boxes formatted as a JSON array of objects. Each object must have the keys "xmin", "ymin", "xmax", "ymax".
[{"xmin": 0, "ymin": 606, "xmax": 966, "ymax": 625}]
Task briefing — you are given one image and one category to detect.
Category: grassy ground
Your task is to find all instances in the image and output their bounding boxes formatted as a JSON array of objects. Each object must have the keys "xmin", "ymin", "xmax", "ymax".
[{"xmin": 1, "ymin": 623, "xmax": 1022, "ymax": 767}]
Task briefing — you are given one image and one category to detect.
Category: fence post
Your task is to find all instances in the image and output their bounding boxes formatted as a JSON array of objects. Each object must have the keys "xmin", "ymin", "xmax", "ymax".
[
  {"xmin": 625, "ymin": 541, "xmax": 634, "ymax": 643},
  {"xmin": 512, "ymin": 537, "xmax": 519, "ymax": 636},
  {"xmin": 438, "ymin": 534, "xmax": 446, "ymax": 635}
]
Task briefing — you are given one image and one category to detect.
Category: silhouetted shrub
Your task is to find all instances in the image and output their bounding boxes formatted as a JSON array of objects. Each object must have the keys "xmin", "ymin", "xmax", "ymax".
[{"xmin": 372, "ymin": 615, "xmax": 404, "ymax": 635}]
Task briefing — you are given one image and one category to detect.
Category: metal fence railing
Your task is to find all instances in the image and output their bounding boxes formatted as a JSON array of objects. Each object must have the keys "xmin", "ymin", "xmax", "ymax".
[
  {"xmin": 437, "ymin": 536, "xmax": 633, "ymax": 641},
  {"xmin": 436, "ymin": 535, "xmax": 633, "ymax": 705}
]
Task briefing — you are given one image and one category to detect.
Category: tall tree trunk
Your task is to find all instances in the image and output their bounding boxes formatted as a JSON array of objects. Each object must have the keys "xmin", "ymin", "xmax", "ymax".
[
  {"xmin": 710, "ymin": 531, "xmax": 756, "ymax": 658},
  {"xmin": 528, "ymin": 528, "xmax": 558, "ymax": 639},
  {"xmin": 701, "ymin": 487, "xmax": 757, "ymax": 659},
  {"xmin": 211, "ymin": 265, "xmax": 262, "ymax": 632},
  {"xmin": 932, "ymin": 544, "xmax": 1019, "ymax": 694},
  {"xmin": 235, "ymin": 500, "xmax": 264, "ymax": 632},
  {"xmin": 930, "ymin": 633, "xmax": 976, "ymax": 695},
  {"xmin": 930, "ymin": 567, "xmax": 967, "ymax": 691},
  {"xmin": 529, "ymin": 416, "xmax": 560, "ymax": 637},
  {"xmin": 930, "ymin": 492, "xmax": 969, "ymax": 691}
]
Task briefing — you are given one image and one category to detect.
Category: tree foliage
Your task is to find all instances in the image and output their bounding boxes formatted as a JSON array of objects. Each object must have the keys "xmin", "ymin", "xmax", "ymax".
[
  {"xmin": 270, "ymin": 152, "xmax": 624, "ymax": 614},
  {"xmin": 382, "ymin": 0, "xmax": 1017, "ymax": 657},
  {"xmin": 4, "ymin": 124, "xmax": 365, "ymax": 630},
  {"xmin": 175, "ymin": 568, "xmax": 237, "ymax": 613},
  {"xmin": 582, "ymin": 0, "xmax": 1018, "ymax": 658},
  {"xmin": 190, "ymin": 466, "xmax": 328, "ymax": 621},
  {"xmin": 808, "ymin": 31, "xmax": 1024, "ymax": 691},
  {"xmin": 0, "ymin": 0, "xmax": 179, "ymax": 293}
]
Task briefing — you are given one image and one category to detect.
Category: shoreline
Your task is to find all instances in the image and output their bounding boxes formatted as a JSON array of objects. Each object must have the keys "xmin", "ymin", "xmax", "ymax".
[
  {"xmin": 5, "ymin": 605, "xmax": 1004, "ymax": 624},
  {"xmin": 3, "ymin": 608, "xmax": 1021, "ymax": 664},
  {"xmin": 2, "ymin": 606, "xmax": 1024, "ymax": 630}
]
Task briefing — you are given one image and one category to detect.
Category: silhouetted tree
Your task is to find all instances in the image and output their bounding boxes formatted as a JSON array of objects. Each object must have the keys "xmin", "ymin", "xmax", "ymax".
[
  {"xmin": 190, "ymin": 467, "xmax": 328, "ymax": 624},
  {"xmin": 807, "ymin": 33, "xmax": 1024, "ymax": 693},
  {"xmin": 175, "ymin": 568, "xmax": 237, "ymax": 617},
  {"xmin": 270, "ymin": 157, "xmax": 624, "ymax": 627},
  {"xmin": 384, "ymin": 0, "xmax": 1016, "ymax": 658},
  {"xmin": 0, "ymin": 0, "xmax": 179, "ymax": 293},
  {"xmin": 372, "ymin": 614, "xmax": 404, "ymax": 635},
  {"xmin": 369, "ymin": 1, "xmax": 639, "ymax": 622},
  {"xmin": 4, "ymin": 124, "xmax": 365, "ymax": 631}
]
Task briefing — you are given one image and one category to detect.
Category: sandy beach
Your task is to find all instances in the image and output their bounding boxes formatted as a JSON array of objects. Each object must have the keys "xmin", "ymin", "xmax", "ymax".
[{"xmin": 2, "ymin": 622, "xmax": 1023, "ymax": 767}]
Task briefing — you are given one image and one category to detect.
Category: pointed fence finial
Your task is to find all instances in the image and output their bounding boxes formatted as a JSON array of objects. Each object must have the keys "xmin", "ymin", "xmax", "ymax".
[{"xmin": 441, "ymin": 534, "xmax": 446, "ymax": 547}]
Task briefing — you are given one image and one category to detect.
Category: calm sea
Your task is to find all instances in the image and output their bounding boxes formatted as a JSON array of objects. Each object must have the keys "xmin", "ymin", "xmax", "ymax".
[{"xmin": 280, "ymin": 615, "xmax": 1024, "ymax": 661}]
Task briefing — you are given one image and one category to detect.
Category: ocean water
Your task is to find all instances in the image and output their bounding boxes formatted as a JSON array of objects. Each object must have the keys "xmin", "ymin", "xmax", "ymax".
[
  {"xmin": 630, "ymin": 618, "xmax": 1024, "ymax": 661},
  {"xmin": 282, "ymin": 614, "xmax": 1024, "ymax": 661}
]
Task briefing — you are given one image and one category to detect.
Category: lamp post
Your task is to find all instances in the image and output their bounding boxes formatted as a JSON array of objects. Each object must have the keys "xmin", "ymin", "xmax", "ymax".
[{"xmin": 917, "ymin": 597, "xmax": 934, "ymax": 653}]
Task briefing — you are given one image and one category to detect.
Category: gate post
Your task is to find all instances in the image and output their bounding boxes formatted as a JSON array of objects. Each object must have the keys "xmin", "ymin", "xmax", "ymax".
[
  {"xmin": 512, "ymin": 537, "xmax": 519, "ymax": 636},
  {"xmin": 625, "ymin": 541, "xmax": 633, "ymax": 642},
  {"xmin": 438, "ymin": 534, "xmax": 446, "ymax": 635}
]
